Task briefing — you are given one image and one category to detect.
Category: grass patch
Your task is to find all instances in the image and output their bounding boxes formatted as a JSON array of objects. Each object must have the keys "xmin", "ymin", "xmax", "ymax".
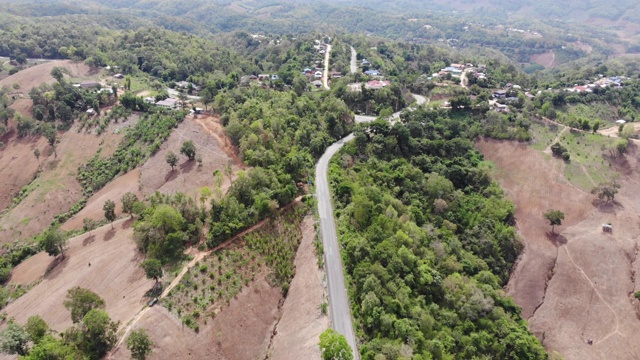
[{"xmin": 529, "ymin": 120, "xmax": 560, "ymax": 151}]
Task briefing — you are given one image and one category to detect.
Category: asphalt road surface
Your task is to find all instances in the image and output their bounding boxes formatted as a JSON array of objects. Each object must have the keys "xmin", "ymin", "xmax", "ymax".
[
  {"xmin": 316, "ymin": 133, "xmax": 358, "ymax": 359},
  {"xmin": 315, "ymin": 93, "xmax": 427, "ymax": 359}
]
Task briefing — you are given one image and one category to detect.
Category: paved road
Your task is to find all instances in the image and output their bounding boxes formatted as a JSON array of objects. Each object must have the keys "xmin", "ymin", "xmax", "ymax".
[
  {"xmin": 350, "ymin": 46, "xmax": 357, "ymax": 74},
  {"xmin": 316, "ymin": 134, "xmax": 358, "ymax": 359},
  {"xmin": 323, "ymin": 44, "xmax": 332, "ymax": 90},
  {"xmin": 315, "ymin": 93, "xmax": 426, "ymax": 359}
]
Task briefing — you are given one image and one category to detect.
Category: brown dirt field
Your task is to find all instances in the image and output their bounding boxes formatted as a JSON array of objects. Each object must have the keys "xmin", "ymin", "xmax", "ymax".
[
  {"xmin": 531, "ymin": 51, "xmax": 557, "ymax": 69},
  {"xmin": 3, "ymin": 217, "xmax": 153, "ymax": 332},
  {"xmin": 139, "ymin": 115, "xmax": 239, "ymax": 198},
  {"xmin": 269, "ymin": 216, "xmax": 328, "ymax": 360},
  {"xmin": 0, "ymin": 121, "xmax": 122, "ymax": 242},
  {"xmin": 0, "ymin": 60, "xmax": 94, "ymax": 93},
  {"xmin": 110, "ymin": 272, "xmax": 282, "ymax": 360},
  {"xmin": 0, "ymin": 118, "xmax": 47, "ymax": 212},
  {"xmin": 61, "ymin": 169, "xmax": 141, "ymax": 231},
  {"xmin": 477, "ymin": 138, "xmax": 640, "ymax": 359}
]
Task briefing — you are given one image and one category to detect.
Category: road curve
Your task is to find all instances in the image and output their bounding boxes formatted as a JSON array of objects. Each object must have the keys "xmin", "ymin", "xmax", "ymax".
[
  {"xmin": 315, "ymin": 93, "xmax": 426, "ymax": 358},
  {"xmin": 316, "ymin": 133, "xmax": 358, "ymax": 359}
]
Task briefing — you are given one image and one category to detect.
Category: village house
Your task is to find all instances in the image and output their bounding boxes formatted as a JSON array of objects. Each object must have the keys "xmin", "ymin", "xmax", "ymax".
[
  {"xmin": 493, "ymin": 90, "xmax": 507, "ymax": 99},
  {"xmin": 312, "ymin": 80, "xmax": 323, "ymax": 88},
  {"xmin": 330, "ymin": 71, "xmax": 343, "ymax": 79},
  {"xmin": 79, "ymin": 81, "xmax": 101, "ymax": 88},
  {"xmin": 155, "ymin": 98, "xmax": 179, "ymax": 110},
  {"xmin": 258, "ymin": 74, "xmax": 270, "ymax": 81},
  {"xmin": 113, "ymin": 73, "xmax": 124, "ymax": 79},
  {"xmin": 314, "ymin": 71, "xmax": 323, "ymax": 79},
  {"xmin": 365, "ymin": 80, "xmax": 391, "ymax": 90},
  {"xmin": 364, "ymin": 69, "xmax": 381, "ymax": 76}
]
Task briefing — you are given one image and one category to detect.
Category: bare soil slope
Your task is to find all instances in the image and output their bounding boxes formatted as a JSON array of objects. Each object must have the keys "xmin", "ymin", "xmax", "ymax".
[
  {"xmin": 270, "ymin": 216, "xmax": 328, "ymax": 360},
  {"xmin": 110, "ymin": 272, "xmax": 282, "ymax": 360},
  {"xmin": 3, "ymin": 217, "xmax": 153, "ymax": 332},
  {"xmin": 0, "ymin": 121, "xmax": 122, "ymax": 242},
  {"xmin": 0, "ymin": 118, "xmax": 47, "ymax": 212},
  {"xmin": 0, "ymin": 60, "xmax": 93, "ymax": 93},
  {"xmin": 139, "ymin": 115, "xmax": 239, "ymax": 198},
  {"xmin": 477, "ymin": 138, "xmax": 640, "ymax": 360}
]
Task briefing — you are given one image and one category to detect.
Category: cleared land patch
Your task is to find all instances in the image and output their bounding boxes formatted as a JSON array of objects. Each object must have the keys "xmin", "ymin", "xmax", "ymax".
[{"xmin": 477, "ymin": 137, "xmax": 640, "ymax": 359}]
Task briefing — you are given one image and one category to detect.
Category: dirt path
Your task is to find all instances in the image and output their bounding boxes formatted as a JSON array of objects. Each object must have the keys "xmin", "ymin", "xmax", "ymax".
[
  {"xmin": 323, "ymin": 44, "xmax": 332, "ymax": 90},
  {"xmin": 113, "ymin": 197, "xmax": 304, "ymax": 349},
  {"xmin": 479, "ymin": 138, "xmax": 640, "ymax": 359},
  {"xmin": 561, "ymin": 245, "xmax": 622, "ymax": 345},
  {"xmin": 113, "ymin": 216, "xmax": 272, "ymax": 349}
]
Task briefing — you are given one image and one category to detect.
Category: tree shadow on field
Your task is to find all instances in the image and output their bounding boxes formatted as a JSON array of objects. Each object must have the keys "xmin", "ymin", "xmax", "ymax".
[
  {"xmin": 180, "ymin": 160, "xmax": 195, "ymax": 173},
  {"xmin": 83, "ymin": 234, "xmax": 96, "ymax": 246},
  {"xmin": 164, "ymin": 169, "xmax": 178, "ymax": 183},
  {"xmin": 546, "ymin": 231, "xmax": 567, "ymax": 247},
  {"xmin": 103, "ymin": 228, "xmax": 116, "ymax": 241},
  {"xmin": 44, "ymin": 255, "xmax": 70, "ymax": 279},
  {"xmin": 122, "ymin": 217, "xmax": 134, "ymax": 229},
  {"xmin": 592, "ymin": 199, "xmax": 623, "ymax": 214}
]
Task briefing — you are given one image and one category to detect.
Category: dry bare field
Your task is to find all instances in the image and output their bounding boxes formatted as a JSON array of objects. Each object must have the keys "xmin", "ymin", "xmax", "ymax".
[{"xmin": 477, "ymin": 138, "xmax": 640, "ymax": 359}]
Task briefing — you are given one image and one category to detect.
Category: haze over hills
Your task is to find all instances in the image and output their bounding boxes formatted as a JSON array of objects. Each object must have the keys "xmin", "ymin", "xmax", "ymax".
[{"xmin": 3, "ymin": 1, "xmax": 640, "ymax": 359}]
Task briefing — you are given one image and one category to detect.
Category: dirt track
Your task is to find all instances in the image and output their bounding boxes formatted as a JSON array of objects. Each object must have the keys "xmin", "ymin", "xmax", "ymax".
[{"xmin": 477, "ymin": 138, "xmax": 640, "ymax": 359}]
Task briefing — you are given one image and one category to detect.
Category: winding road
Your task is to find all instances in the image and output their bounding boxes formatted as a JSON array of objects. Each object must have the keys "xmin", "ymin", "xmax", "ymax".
[{"xmin": 316, "ymin": 43, "xmax": 426, "ymax": 355}]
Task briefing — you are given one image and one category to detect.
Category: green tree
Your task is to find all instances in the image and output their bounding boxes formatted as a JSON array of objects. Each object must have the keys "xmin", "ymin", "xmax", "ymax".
[
  {"xmin": 200, "ymin": 187, "xmax": 212, "ymax": 208},
  {"xmin": 83, "ymin": 218, "xmax": 97, "ymax": 235},
  {"xmin": 33, "ymin": 148, "xmax": 41, "ymax": 165},
  {"xmin": 126, "ymin": 329, "xmax": 153, "ymax": 360},
  {"xmin": 124, "ymin": 75, "xmax": 131, "ymax": 91},
  {"xmin": 63, "ymin": 287, "xmax": 105, "ymax": 323},
  {"xmin": 592, "ymin": 182, "xmax": 621, "ymax": 202},
  {"xmin": 199, "ymin": 88, "xmax": 214, "ymax": 112},
  {"xmin": 25, "ymin": 316, "xmax": 49, "ymax": 344},
  {"xmin": 592, "ymin": 120, "xmax": 600, "ymax": 133},
  {"xmin": 319, "ymin": 329, "xmax": 353, "ymax": 360},
  {"xmin": 41, "ymin": 123, "xmax": 58, "ymax": 158},
  {"xmin": 78, "ymin": 309, "xmax": 119, "ymax": 359},
  {"xmin": 544, "ymin": 209, "xmax": 565, "ymax": 233},
  {"xmin": 51, "ymin": 67, "xmax": 65, "ymax": 83},
  {"xmin": 22, "ymin": 335, "xmax": 77, "ymax": 359},
  {"xmin": 103, "ymin": 199, "xmax": 116, "ymax": 229},
  {"xmin": 0, "ymin": 321, "xmax": 30, "ymax": 356},
  {"xmin": 180, "ymin": 140, "xmax": 196, "ymax": 161},
  {"xmin": 122, "ymin": 192, "xmax": 138, "ymax": 218},
  {"xmin": 39, "ymin": 226, "xmax": 67, "ymax": 259},
  {"xmin": 166, "ymin": 151, "xmax": 178, "ymax": 171},
  {"xmin": 141, "ymin": 259, "xmax": 163, "ymax": 284}
]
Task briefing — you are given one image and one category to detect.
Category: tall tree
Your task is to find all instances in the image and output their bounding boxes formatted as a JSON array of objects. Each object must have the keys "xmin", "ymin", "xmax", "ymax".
[
  {"xmin": 78, "ymin": 309, "xmax": 119, "ymax": 359},
  {"xmin": 544, "ymin": 209, "xmax": 565, "ymax": 233},
  {"xmin": 319, "ymin": 329, "xmax": 353, "ymax": 360},
  {"xmin": 25, "ymin": 316, "xmax": 49, "ymax": 345},
  {"xmin": 141, "ymin": 259, "xmax": 163, "ymax": 284},
  {"xmin": 39, "ymin": 226, "xmax": 67, "ymax": 259},
  {"xmin": 180, "ymin": 140, "xmax": 196, "ymax": 161},
  {"xmin": 63, "ymin": 287, "xmax": 106, "ymax": 324},
  {"xmin": 34, "ymin": 148, "xmax": 41, "ymax": 166},
  {"xmin": 122, "ymin": 192, "xmax": 138, "ymax": 218},
  {"xmin": 166, "ymin": 151, "xmax": 178, "ymax": 171},
  {"xmin": 103, "ymin": 200, "xmax": 116, "ymax": 229},
  {"xmin": 126, "ymin": 329, "xmax": 153, "ymax": 360},
  {"xmin": 0, "ymin": 322, "xmax": 29, "ymax": 356}
]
